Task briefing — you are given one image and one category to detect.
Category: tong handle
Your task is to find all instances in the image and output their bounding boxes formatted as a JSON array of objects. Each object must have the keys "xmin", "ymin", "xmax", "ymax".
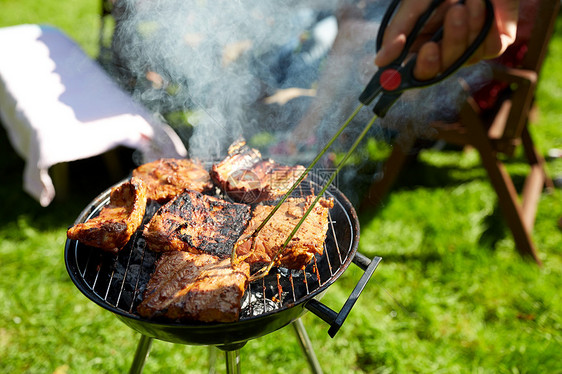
[
  {"xmin": 376, "ymin": 0, "xmax": 445, "ymax": 64},
  {"xmin": 305, "ymin": 254, "xmax": 382, "ymax": 338},
  {"xmin": 359, "ymin": 0, "xmax": 495, "ymax": 116}
]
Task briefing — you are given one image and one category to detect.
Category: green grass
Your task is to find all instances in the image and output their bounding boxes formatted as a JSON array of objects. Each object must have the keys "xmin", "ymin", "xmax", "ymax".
[{"xmin": 1, "ymin": 3, "xmax": 561, "ymax": 373}]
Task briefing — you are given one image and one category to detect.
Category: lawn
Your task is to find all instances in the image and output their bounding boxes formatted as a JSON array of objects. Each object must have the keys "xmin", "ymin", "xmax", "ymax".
[{"xmin": 0, "ymin": 2, "xmax": 561, "ymax": 373}]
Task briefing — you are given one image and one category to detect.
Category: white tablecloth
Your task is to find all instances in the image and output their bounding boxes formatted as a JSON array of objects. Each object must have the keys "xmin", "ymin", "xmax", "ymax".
[{"xmin": 0, "ymin": 24, "xmax": 187, "ymax": 206}]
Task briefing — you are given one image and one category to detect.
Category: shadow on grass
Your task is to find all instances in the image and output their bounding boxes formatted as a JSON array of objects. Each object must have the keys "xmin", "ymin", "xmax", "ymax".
[
  {"xmin": 352, "ymin": 147, "xmax": 520, "ymax": 258},
  {"xmin": 343, "ymin": 138, "xmax": 536, "ymax": 206},
  {"xmin": 478, "ymin": 204, "xmax": 509, "ymax": 250}
]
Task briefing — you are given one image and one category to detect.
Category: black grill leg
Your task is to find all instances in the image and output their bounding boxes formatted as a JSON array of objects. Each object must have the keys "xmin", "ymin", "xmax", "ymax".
[
  {"xmin": 292, "ymin": 318, "xmax": 323, "ymax": 374},
  {"xmin": 129, "ymin": 334, "xmax": 154, "ymax": 374}
]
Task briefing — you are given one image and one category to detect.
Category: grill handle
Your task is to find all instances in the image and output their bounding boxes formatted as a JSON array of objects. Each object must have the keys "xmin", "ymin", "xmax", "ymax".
[{"xmin": 305, "ymin": 253, "xmax": 382, "ymax": 338}]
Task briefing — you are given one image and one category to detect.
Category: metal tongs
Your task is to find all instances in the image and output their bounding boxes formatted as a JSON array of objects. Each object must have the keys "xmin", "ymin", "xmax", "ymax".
[{"xmin": 237, "ymin": 0, "xmax": 495, "ymax": 280}]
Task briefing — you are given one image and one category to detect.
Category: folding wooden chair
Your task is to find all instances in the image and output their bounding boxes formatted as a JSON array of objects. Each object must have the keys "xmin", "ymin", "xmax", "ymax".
[{"xmin": 361, "ymin": 0, "xmax": 559, "ymax": 265}]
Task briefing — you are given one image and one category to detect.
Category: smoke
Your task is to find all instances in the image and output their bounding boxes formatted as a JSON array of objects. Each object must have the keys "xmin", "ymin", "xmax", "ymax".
[
  {"xmin": 379, "ymin": 61, "xmax": 493, "ymax": 142},
  {"xmin": 109, "ymin": 0, "xmax": 493, "ymax": 168},
  {"xmin": 112, "ymin": 0, "xmax": 343, "ymax": 160}
]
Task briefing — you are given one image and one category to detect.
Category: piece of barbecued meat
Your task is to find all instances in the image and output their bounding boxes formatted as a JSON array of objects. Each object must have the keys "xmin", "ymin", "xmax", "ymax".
[
  {"xmin": 137, "ymin": 251, "xmax": 250, "ymax": 322},
  {"xmin": 133, "ymin": 158, "xmax": 213, "ymax": 202},
  {"xmin": 67, "ymin": 177, "xmax": 147, "ymax": 253},
  {"xmin": 234, "ymin": 196, "xmax": 334, "ymax": 269},
  {"xmin": 210, "ymin": 138, "xmax": 305, "ymax": 204},
  {"xmin": 143, "ymin": 190, "xmax": 251, "ymax": 258}
]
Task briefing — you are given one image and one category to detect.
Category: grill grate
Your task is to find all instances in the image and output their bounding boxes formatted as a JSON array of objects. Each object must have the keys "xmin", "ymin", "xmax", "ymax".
[{"xmin": 67, "ymin": 179, "xmax": 355, "ymax": 321}]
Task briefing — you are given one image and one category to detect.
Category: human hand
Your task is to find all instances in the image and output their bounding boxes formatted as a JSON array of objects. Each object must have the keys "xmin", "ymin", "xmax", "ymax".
[{"xmin": 373, "ymin": 0, "xmax": 519, "ymax": 80}]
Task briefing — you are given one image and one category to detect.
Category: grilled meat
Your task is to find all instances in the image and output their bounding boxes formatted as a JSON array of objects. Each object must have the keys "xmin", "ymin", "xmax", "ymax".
[
  {"xmin": 133, "ymin": 158, "xmax": 213, "ymax": 202},
  {"xmin": 143, "ymin": 190, "xmax": 251, "ymax": 258},
  {"xmin": 235, "ymin": 196, "xmax": 334, "ymax": 269},
  {"xmin": 210, "ymin": 138, "xmax": 305, "ymax": 204},
  {"xmin": 137, "ymin": 251, "xmax": 250, "ymax": 322},
  {"xmin": 67, "ymin": 177, "xmax": 147, "ymax": 253}
]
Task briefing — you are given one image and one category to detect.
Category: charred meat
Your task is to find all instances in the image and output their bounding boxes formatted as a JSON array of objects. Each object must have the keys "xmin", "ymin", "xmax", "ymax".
[
  {"xmin": 67, "ymin": 177, "xmax": 147, "ymax": 253},
  {"xmin": 133, "ymin": 158, "xmax": 213, "ymax": 202},
  {"xmin": 137, "ymin": 251, "xmax": 250, "ymax": 323},
  {"xmin": 235, "ymin": 196, "xmax": 334, "ymax": 269},
  {"xmin": 143, "ymin": 190, "xmax": 251, "ymax": 258},
  {"xmin": 210, "ymin": 138, "xmax": 305, "ymax": 204}
]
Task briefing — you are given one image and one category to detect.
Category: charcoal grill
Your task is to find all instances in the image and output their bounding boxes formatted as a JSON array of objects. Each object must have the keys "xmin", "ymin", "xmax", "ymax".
[{"xmin": 65, "ymin": 178, "xmax": 381, "ymax": 373}]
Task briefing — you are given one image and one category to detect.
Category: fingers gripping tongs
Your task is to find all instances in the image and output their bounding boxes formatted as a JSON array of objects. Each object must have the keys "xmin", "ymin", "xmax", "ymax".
[
  {"xmin": 242, "ymin": 0, "xmax": 494, "ymax": 280},
  {"xmin": 360, "ymin": 0, "xmax": 495, "ymax": 117}
]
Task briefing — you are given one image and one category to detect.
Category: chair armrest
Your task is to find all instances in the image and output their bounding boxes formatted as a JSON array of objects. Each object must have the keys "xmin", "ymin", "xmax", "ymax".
[
  {"xmin": 487, "ymin": 63, "xmax": 538, "ymax": 86},
  {"xmin": 485, "ymin": 63, "xmax": 539, "ymax": 141}
]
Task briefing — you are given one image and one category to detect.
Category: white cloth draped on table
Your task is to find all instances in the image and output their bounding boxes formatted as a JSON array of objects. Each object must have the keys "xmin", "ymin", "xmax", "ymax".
[{"xmin": 0, "ymin": 24, "xmax": 187, "ymax": 206}]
